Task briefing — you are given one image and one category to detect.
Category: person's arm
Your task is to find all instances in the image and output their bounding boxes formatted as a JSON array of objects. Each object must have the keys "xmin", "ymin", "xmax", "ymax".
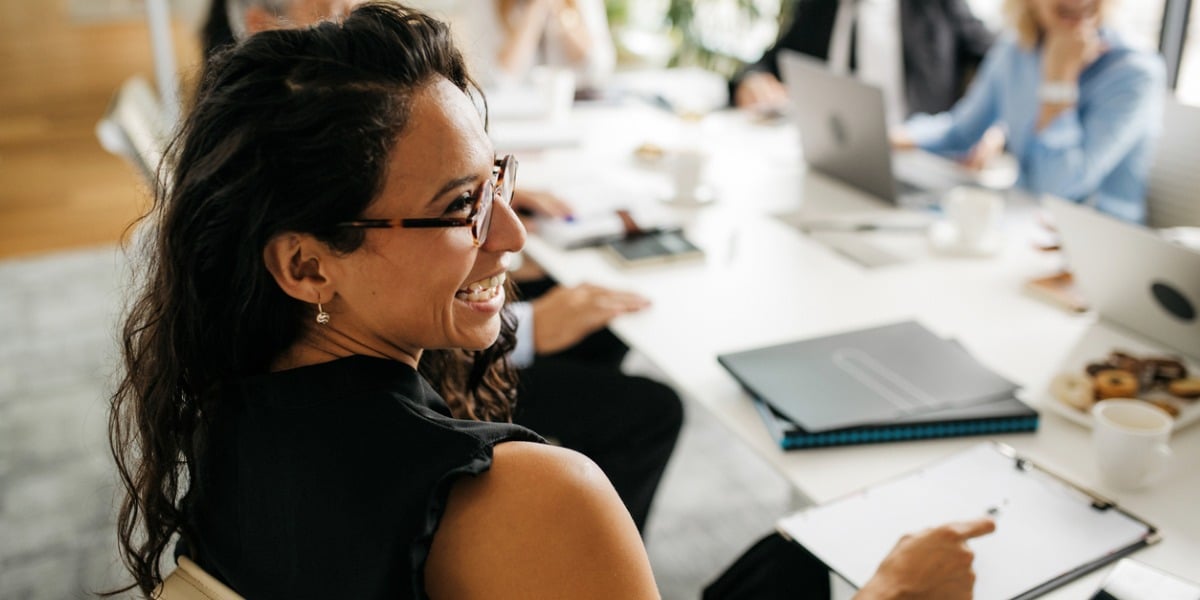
[
  {"xmin": 554, "ymin": 0, "xmax": 615, "ymax": 79},
  {"xmin": 496, "ymin": 0, "xmax": 554, "ymax": 77},
  {"xmin": 508, "ymin": 301, "xmax": 537, "ymax": 369},
  {"xmin": 731, "ymin": 0, "xmax": 830, "ymax": 108},
  {"xmin": 425, "ymin": 442, "xmax": 660, "ymax": 599},
  {"xmin": 1024, "ymin": 50, "xmax": 1165, "ymax": 201},
  {"xmin": 530, "ymin": 284, "xmax": 649, "ymax": 355},
  {"xmin": 898, "ymin": 38, "xmax": 1007, "ymax": 155}
]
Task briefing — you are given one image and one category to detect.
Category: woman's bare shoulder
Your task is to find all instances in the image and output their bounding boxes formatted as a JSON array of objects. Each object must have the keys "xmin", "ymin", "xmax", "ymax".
[{"xmin": 424, "ymin": 441, "xmax": 659, "ymax": 599}]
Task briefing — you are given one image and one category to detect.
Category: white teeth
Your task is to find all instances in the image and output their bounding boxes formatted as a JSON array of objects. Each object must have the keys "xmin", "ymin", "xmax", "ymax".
[{"xmin": 456, "ymin": 272, "xmax": 507, "ymax": 302}]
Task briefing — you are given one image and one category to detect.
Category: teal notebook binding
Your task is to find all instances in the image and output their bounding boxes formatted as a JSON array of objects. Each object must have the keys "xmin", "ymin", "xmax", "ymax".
[{"xmin": 750, "ymin": 394, "xmax": 1039, "ymax": 450}]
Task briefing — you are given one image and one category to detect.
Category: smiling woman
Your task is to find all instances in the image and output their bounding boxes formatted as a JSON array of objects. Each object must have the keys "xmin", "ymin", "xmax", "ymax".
[{"xmin": 106, "ymin": 4, "xmax": 655, "ymax": 598}]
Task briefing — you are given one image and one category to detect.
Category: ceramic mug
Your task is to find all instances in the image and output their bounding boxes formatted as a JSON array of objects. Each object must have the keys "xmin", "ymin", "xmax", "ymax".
[
  {"xmin": 1091, "ymin": 399, "xmax": 1173, "ymax": 490},
  {"xmin": 943, "ymin": 186, "xmax": 1003, "ymax": 250},
  {"xmin": 666, "ymin": 149, "xmax": 711, "ymax": 205}
]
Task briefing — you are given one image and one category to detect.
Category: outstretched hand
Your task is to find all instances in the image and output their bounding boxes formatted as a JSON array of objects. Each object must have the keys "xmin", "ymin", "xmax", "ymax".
[
  {"xmin": 735, "ymin": 72, "xmax": 788, "ymax": 111},
  {"xmin": 512, "ymin": 189, "xmax": 574, "ymax": 231},
  {"xmin": 531, "ymin": 284, "xmax": 650, "ymax": 355},
  {"xmin": 856, "ymin": 517, "xmax": 996, "ymax": 600}
]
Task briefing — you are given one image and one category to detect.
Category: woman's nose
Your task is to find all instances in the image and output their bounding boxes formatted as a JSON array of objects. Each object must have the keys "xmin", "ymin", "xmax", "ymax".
[{"xmin": 481, "ymin": 195, "xmax": 526, "ymax": 255}]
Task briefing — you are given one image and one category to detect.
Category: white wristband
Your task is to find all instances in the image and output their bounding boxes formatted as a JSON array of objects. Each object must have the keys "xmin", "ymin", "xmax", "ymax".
[{"xmin": 1039, "ymin": 81, "xmax": 1079, "ymax": 105}]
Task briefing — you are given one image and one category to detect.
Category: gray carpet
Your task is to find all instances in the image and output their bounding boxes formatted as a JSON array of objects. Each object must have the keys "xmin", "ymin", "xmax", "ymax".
[{"xmin": 0, "ymin": 246, "xmax": 792, "ymax": 599}]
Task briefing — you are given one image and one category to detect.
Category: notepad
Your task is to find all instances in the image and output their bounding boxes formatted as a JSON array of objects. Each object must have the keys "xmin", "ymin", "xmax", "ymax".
[
  {"xmin": 718, "ymin": 321, "xmax": 1020, "ymax": 432},
  {"xmin": 778, "ymin": 443, "xmax": 1158, "ymax": 600}
]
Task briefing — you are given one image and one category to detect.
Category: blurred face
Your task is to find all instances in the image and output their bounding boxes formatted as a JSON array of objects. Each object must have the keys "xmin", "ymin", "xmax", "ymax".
[
  {"xmin": 245, "ymin": 0, "xmax": 364, "ymax": 35},
  {"xmin": 328, "ymin": 77, "xmax": 525, "ymax": 357},
  {"xmin": 282, "ymin": 0, "xmax": 361, "ymax": 26},
  {"xmin": 1029, "ymin": 0, "xmax": 1101, "ymax": 31}
]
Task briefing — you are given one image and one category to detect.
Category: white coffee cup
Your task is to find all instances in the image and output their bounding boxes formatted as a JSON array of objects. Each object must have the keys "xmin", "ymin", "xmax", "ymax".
[
  {"xmin": 943, "ymin": 186, "xmax": 1003, "ymax": 250},
  {"xmin": 666, "ymin": 149, "xmax": 711, "ymax": 205},
  {"xmin": 1092, "ymin": 399, "xmax": 1173, "ymax": 490}
]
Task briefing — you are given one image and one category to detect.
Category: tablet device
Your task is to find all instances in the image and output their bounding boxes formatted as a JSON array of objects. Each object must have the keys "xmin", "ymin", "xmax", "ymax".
[{"xmin": 604, "ymin": 230, "xmax": 703, "ymax": 267}]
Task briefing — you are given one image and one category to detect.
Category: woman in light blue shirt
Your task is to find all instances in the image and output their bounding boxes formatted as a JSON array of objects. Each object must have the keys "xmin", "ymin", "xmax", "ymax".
[{"xmin": 895, "ymin": 0, "xmax": 1165, "ymax": 223}]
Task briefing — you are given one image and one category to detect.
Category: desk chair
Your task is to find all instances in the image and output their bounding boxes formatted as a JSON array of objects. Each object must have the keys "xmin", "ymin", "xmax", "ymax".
[
  {"xmin": 154, "ymin": 556, "xmax": 243, "ymax": 600},
  {"xmin": 1146, "ymin": 97, "xmax": 1200, "ymax": 228}
]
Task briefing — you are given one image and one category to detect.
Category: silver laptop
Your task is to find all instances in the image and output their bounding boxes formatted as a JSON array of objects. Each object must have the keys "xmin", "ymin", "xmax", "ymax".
[
  {"xmin": 778, "ymin": 50, "xmax": 957, "ymax": 208},
  {"xmin": 1047, "ymin": 196, "xmax": 1200, "ymax": 360}
]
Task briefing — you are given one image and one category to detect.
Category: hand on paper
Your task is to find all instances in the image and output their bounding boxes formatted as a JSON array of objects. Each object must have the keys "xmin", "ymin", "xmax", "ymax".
[
  {"xmin": 961, "ymin": 125, "xmax": 1006, "ymax": 171},
  {"xmin": 531, "ymin": 283, "xmax": 649, "ymax": 355},
  {"xmin": 856, "ymin": 517, "xmax": 996, "ymax": 600},
  {"xmin": 735, "ymin": 72, "xmax": 788, "ymax": 111},
  {"xmin": 889, "ymin": 127, "xmax": 917, "ymax": 151},
  {"xmin": 512, "ymin": 189, "xmax": 574, "ymax": 232}
]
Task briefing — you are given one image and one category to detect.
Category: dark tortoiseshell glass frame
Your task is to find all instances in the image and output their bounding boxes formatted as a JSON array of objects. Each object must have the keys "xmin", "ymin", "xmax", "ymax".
[{"xmin": 336, "ymin": 155, "xmax": 517, "ymax": 247}]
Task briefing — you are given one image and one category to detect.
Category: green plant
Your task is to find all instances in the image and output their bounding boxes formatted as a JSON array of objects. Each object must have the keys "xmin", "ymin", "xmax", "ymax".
[{"xmin": 665, "ymin": 0, "xmax": 763, "ymax": 75}]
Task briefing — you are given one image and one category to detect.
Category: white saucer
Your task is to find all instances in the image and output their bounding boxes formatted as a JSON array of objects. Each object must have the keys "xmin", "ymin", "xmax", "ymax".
[
  {"xmin": 661, "ymin": 185, "xmax": 716, "ymax": 207},
  {"xmin": 928, "ymin": 221, "xmax": 1002, "ymax": 257}
]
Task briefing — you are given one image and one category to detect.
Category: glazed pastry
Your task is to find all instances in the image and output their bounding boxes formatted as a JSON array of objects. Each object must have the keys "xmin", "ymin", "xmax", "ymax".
[
  {"xmin": 1051, "ymin": 372, "xmax": 1095, "ymax": 411},
  {"xmin": 1168, "ymin": 378, "xmax": 1200, "ymax": 399},
  {"xmin": 1143, "ymin": 358, "xmax": 1188, "ymax": 388},
  {"xmin": 1093, "ymin": 369, "xmax": 1139, "ymax": 400},
  {"xmin": 1108, "ymin": 351, "xmax": 1142, "ymax": 375}
]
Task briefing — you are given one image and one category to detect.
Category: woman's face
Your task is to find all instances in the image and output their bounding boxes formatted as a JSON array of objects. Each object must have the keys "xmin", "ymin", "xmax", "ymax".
[
  {"xmin": 328, "ymin": 77, "xmax": 525, "ymax": 359},
  {"xmin": 1030, "ymin": 0, "xmax": 1100, "ymax": 32}
]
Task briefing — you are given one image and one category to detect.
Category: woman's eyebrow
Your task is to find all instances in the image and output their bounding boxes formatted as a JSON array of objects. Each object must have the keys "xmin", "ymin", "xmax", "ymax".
[{"xmin": 427, "ymin": 174, "xmax": 480, "ymax": 207}]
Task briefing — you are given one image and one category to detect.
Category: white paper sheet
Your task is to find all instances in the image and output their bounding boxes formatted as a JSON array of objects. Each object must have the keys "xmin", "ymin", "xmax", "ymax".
[{"xmin": 778, "ymin": 443, "xmax": 1154, "ymax": 600}]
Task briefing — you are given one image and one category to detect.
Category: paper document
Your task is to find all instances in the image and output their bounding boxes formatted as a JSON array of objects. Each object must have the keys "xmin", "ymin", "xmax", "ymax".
[{"xmin": 778, "ymin": 443, "xmax": 1157, "ymax": 600}]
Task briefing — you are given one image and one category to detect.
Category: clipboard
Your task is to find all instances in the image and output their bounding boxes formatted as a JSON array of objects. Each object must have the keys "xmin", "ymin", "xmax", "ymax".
[{"xmin": 777, "ymin": 442, "xmax": 1159, "ymax": 600}]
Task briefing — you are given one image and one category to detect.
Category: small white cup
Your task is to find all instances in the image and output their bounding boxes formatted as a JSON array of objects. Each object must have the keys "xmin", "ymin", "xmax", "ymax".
[
  {"xmin": 666, "ymin": 149, "xmax": 712, "ymax": 205},
  {"xmin": 1092, "ymin": 399, "xmax": 1173, "ymax": 490},
  {"xmin": 943, "ymin": 186, "xmax": 1003, "ymax": 250}
]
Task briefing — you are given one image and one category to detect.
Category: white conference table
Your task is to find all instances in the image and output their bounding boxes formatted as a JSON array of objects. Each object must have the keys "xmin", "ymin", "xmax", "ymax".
[{"xmin": 505, "ymin": 100, "xmax": 1200, "ymax": 596}]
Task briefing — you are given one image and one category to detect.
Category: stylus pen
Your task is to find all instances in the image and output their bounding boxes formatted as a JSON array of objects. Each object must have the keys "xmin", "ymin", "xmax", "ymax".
[{"xmin": 800, "ymin": 221, "xmax": 931, "ymax": 233}]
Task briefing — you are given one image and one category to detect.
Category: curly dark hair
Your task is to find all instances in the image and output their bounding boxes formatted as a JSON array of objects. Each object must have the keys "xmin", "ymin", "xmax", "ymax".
[{"xmin": 107, "ymin": 3, "xmax": 518, "ymax": 596}]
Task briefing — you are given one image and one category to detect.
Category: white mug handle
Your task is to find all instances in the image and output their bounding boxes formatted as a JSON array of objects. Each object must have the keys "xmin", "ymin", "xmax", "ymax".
[{"xmin": 1148, "ymin": 443, "xmax": 1173, "ymax": 484}]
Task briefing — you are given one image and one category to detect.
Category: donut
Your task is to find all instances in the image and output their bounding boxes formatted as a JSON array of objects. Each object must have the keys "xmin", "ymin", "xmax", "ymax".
[
  {"xmin": 1168, "ymin": 378, "xmax": 1200, "ymax": 399},
  {"xmin": 1108, "ymin": 351, "xmax": 1142, "ymax": 375},
  {"xmin": 1051, "ymin": 372, "xmax": 1095, "ymax": 411},
  {"xmin": 1093, "ymin": 369, "xmax": 1139, "ymax": 400}
]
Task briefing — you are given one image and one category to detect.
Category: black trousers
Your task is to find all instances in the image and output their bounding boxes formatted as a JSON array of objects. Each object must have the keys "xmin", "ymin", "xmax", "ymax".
[
  {"xmin": 511, "ymin": 279, "xmax": 684, "ymax": 532},
  {"xmin": 702, "ymin": 533, "xmax": 832, "ymax": 600}
]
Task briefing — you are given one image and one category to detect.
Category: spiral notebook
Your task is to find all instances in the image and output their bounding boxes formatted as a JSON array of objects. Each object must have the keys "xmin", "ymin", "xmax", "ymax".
[
  {"xmin": 718, "ymin": 321, "xmax": 1027, "ymax": 437},
  {"xmin": 778, "ymin": 442, "xmax": 1159, "ymax": 600}
]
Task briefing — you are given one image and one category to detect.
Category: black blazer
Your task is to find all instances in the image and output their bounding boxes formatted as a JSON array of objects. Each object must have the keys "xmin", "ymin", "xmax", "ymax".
[{"xmin": 733, "ymin": 0, "xmax": 994, "ymax": 116}]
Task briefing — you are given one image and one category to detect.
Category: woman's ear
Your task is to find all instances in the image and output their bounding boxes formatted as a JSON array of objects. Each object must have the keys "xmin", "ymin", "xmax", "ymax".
[{"xmin": 262, "ymin": 232, "xmax": 337, "ymax": 306}]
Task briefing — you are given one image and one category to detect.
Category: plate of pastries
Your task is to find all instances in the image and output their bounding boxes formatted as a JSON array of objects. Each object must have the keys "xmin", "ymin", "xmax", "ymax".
[{"xmin": 1048, "ymin": 349, "xmax": 1200, "ymax": 430}]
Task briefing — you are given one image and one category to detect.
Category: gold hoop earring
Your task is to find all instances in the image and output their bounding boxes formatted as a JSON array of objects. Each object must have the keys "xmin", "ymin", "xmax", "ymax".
[{"xmin": 315, "ymin": 296, "xmax": 330, "ymax": 325}]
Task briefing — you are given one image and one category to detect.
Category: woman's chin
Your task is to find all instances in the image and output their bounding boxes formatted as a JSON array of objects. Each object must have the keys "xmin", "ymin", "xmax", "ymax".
[{"xmin": 457, "ymin": 325, "xmax": 503, "ymax": 352}]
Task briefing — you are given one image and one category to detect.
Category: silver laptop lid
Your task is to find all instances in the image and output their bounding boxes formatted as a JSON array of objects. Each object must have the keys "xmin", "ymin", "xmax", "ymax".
[
  {"xmin": 1047, "ymin": 196, "xmax": 1200, "ymax": 360},
  {"xmin": 778, "ymin": 50, "xmax": 898, "ymax": 204}
]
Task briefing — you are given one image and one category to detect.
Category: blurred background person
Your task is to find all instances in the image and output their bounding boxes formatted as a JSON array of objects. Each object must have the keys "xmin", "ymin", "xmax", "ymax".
[
  {"xmin": 731, "ymin": 0, "xmax": 995, "ymax": 125},
  {"xmin": 893, "ymin": 0, "xmax": 1165, "ymax": 223}
]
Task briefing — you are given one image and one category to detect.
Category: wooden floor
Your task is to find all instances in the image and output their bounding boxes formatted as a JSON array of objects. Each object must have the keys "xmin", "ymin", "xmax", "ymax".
[{"xmin": 0, "ymin": 0, "xmax": 200, "ymax": 259}]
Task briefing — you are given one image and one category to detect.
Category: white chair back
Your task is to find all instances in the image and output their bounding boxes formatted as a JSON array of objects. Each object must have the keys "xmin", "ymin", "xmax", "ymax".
[
  {"xmin": 1146, "ymin": 97, "xmax": 1200, "ymax": 227},
  {"xmin": 95, "ymin": 75, "xmax": 170, "ymax": 187},
  {"xmin": 154, "ymin": 556, "xmax": 243, "ymax": 600}
]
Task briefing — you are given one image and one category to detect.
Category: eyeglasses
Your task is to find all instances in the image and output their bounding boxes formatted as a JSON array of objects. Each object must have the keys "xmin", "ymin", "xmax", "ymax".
[{"xmin": 335, "ymin": 155, "xmax": 518, "ymax": 247}]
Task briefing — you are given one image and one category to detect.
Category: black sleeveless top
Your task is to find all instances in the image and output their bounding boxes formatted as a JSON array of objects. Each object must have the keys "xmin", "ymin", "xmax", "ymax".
[{"xmin": 179, "ymin": 355, "xmax": 542, "ymax": 599}]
